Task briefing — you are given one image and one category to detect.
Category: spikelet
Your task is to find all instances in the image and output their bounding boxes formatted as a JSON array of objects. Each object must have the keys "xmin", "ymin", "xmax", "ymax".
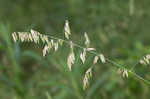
[
  {"xmin": 43, "ymin": 45, "xmax": 49, "ymax": 57},
  {"xmin": 80, "ymin": 48, "xmax": 86, "ymax": 64},
  {"xmin": 83, "ymin": 67, "xmax": 92, "ymax": 90},
  {"xmin": 99, "ymin": 54, "xmax": 106, "ymax": 63},
  {"xmin": 42, "ymin": 42, "xmax": 52, "ymax": 57},
  {"xmin": 12, "ymin": 32, "xmax": 18, "ymax": 42},
  {"xmin": 54, "ymin": 42, "xmax": 58, "ymax": 51},
  {"xmin": 67, "ymin": 41, "xmax": 75, "ymax": 71},
  {"xmin": 123, "ymin": 69, "xmax": 128, "ymax": 78},
  {"xmin": 30, "ymin": 29, "xmax": 40, "ymax": 43},
  {"xmin": 117, "ymin": 68, "xmax": 128, "ymax": 78},
  {"xmin": 67, "ymin": 51, "xmax": 75, "ymax": 71},
  {"xmin": 64, "ymin": 20, "xmax": 71, "ymax": 39},
  {"xmin": 93, "ymin": 56, "xmax": 99, "ymax": 64},
  {"xmin": 50, "ymin": 39, "xmax": 54, "ymax": 46},
  {"xmin": 84, "ymin": 32, "xmax": 90, "ymax": 47},
  {"xmin": 87, "ymin": 48, "xmax": 95, "ymax": 51},
  {"xmin": 140, "ymin": 54, "xmax": 150, "ymax": 65}
]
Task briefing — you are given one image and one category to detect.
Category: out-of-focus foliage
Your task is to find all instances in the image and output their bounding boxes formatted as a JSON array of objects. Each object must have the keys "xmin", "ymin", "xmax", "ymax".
[{"xmin": 0, "ymin": 0, "xmax": 150, "ymax": 99}]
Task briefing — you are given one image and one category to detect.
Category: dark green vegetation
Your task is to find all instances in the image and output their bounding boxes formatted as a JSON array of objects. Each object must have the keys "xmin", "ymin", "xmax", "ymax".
[{"xmin": 0, "ymin": 0, "xmax": 150, "ymax": 99}]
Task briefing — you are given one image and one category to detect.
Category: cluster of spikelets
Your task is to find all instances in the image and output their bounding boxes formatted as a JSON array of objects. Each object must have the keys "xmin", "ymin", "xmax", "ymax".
[
  {"xmin": 12, "ymin": 29, "xmax": 63, "ymax": 56},
  {"xmin": 12, "ymin": 20, "xmax": 130, "ymax": 89}
]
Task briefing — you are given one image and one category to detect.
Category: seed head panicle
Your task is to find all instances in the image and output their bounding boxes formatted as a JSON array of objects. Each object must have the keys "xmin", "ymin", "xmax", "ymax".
[{"xmin": 12, "ymin": 21, "xmax": 150, "ymax": 91}]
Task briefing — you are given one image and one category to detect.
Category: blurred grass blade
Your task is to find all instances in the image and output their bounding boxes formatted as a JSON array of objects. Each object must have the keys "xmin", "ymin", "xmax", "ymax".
[
  {"xmin": 45, "ymin": 92, "xmax": 52, "ymax": 99},
  {"xmin": 87, "ymin": 71, "xmax": 111, "ymax": 98}
]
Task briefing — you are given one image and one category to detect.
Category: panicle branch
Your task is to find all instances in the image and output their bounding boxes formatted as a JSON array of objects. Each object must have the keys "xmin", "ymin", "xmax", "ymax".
[{"xmin": 12, "ymin": 20, "xmax": 150, "ymax": 90}]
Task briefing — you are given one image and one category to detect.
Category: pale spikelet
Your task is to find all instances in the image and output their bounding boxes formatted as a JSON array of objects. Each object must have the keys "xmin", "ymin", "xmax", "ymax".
[
  {"xmin": 83, "ymin": 68, "xmax": 92, "ymax": 90},
  {"xmin": 30, "ymin": 29, "xmax": 40, "ymax": 43},
  {"xmin": 117, "ymin": 68, "xmax": 128, "ymax": 78},
  {"xmin": 84, "ymin": 32, "xmax": 90, "ymax": 47},
  {"xmin": 87, "ymin": 48, "xmax": 95, "ymax": 51},
  {"xmin": 67, "ymin": 41, "xmax": 75, "ymax": 71},
  {"xmin": 80, "ymin": 48, "xmax": 86, "ymax": 64},
  {"xmin": 123, "ymin": 69, "xmax": 128, "ymax": 78},
  {"xmin": 54, "ymin": 42, "xmax": 58, "ymax": 51},
  {"xmin": 43, "ymin": 42, "xmax": 52, "ymax": 56},
  {"xmin": 86, "ymin": 68, "xmax": 92, "ymax": 78},
  {"xmin": 99, "ymin": 54, "xmax": 106, "ymax": 63},
  {"xmin": 140, "ymin": 54, "xmax": 150, "ymax": 65},
  {"xmin": 50, "ymin": 39, "xmax": 54, "ymax": 46},
  {"xmin": 43, "ymin": 45, "xmax": 49, "ymax": 57},
  {"xmin": 64, "ymin": 20, "xmax": 71, "ymax": 39},
  {"xmin": 93, "ymin": 56, "xmax": 99, "ymax": 64},
  {"xmin": 58, "ymin": 39, "xmax": 64, "ymax": 46},
  {"xmin": 12, "ymin": 32, "xmax": 18, "ymax": 42},
  {"xmin": 83, "ymin": 75, "xmax": 88, "ymax": 90},
  {"xmin": 67, "ymin": 51, "xmax": 75, "ymax": 71}
]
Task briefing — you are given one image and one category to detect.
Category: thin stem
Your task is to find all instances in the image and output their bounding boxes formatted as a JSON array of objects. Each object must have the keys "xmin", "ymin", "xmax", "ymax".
[{"xmin": 130, "ymin": 62, "xmax": 139, "ymax": 71}]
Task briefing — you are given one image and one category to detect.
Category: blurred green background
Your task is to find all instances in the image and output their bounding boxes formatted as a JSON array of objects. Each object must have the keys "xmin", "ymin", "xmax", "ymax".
[{"xmin": 0, "ymin": 0, "xmax": 150, "ymax": 99}]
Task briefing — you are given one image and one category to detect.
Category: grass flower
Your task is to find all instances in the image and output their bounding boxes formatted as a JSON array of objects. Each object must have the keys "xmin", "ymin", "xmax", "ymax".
[
  {"xmin": 140, "ymin": 54, "xmax": 150, "ymax": 65},
  {"xmin": 84, "ymin": 32, "xmax": 90, "ymax": 47},
  {"xmin": 83, "ymin": 67, "xmax": 92, "ymax": 90},
  {"xmin": 64, "ymin": 20, "xmax": 71, "ymax": 39},
  {"xmin": 80, "ymin": 48, "xmax": 86, "ymax": 64},
  {"xmin": 11, "ymin": 20, "xmax": 150, "ymax": 90}
]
